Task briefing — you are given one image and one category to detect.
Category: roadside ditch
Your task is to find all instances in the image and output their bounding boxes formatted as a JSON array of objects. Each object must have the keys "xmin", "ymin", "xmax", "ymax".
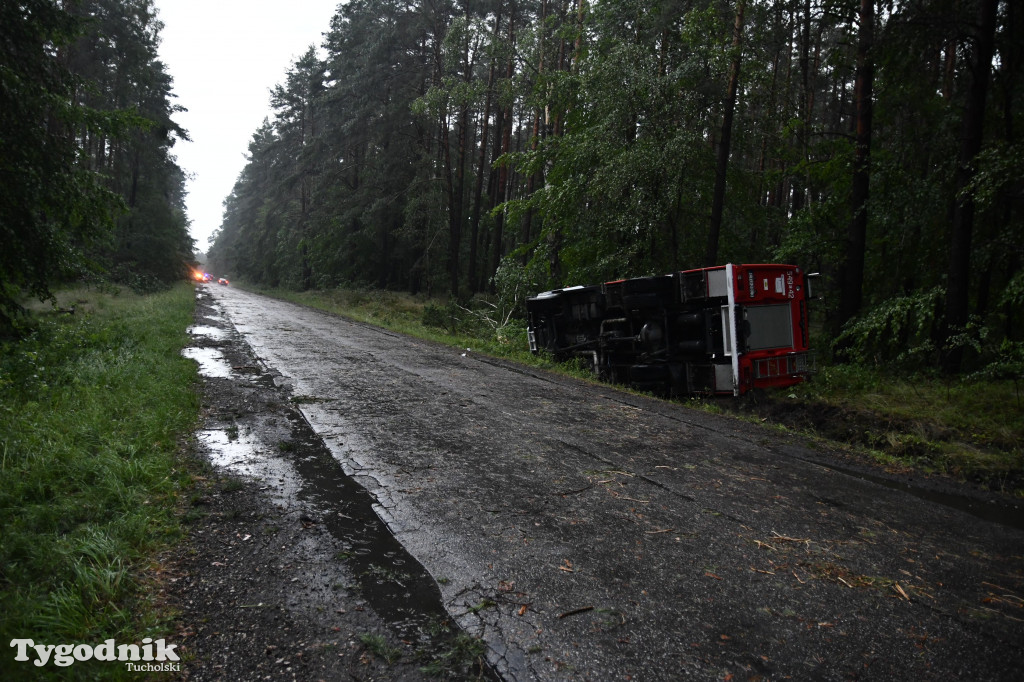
[{"xmin": 167, "ymin": 288, "xmax": 494, "ymax": 680}]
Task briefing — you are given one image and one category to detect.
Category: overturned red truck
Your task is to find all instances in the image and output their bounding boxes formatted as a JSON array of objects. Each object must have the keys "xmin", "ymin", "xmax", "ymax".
[{"xmin": 526, "ymin": 264, "xmax": 817, "ymax": 396}]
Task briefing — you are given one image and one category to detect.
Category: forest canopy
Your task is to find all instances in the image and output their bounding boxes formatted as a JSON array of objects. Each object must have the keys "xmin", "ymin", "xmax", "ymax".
[
  {"xmin": 202, "ymin": 0, "xmax": 1018, "ymax": 374},
  {"xmin": 1, "ymin": 0, "xmax": 193, "ymax": 330}
]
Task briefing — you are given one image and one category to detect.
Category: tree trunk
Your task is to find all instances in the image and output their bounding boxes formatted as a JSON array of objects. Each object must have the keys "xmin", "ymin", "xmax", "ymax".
[
  {"xmin": 469, "ymin": 2, "xmax": 503, "ymax": 293},
  {"xmin": 942, "ymin": 0, "xmax": 997, "ymax": 373},
  {"xmin": 836, "ymin": 0, "xmax": 874, "ymax": 332},
  {"xmin": 705, "ymin": 0, "xmax": 745, "ymax": 267},
  {"xmin": 489, "ymin": 12, "xmax": 517, "ymax": 287},
  {"xmin": 520, "ymin": 0, "xmax": 548, "ymax": 254}
]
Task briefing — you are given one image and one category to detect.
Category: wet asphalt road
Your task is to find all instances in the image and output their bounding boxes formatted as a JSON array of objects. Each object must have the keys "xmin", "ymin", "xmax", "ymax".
[{"xmin": 204, "ymin": 284, "xmax": 1024, "ymax": 681}]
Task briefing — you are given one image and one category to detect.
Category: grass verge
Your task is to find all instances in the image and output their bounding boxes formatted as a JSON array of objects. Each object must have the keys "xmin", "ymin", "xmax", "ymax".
[
  {"xmin": 781, "ymin": 364, "xmax": 1024, "ymax": 493},
  {"xmin": 0, "ymin": 284, "xmax": 198, "ymax": 679},
  {"xmin": 251, "ymin": 283, "xmax": 1023, "ymax": 496}
]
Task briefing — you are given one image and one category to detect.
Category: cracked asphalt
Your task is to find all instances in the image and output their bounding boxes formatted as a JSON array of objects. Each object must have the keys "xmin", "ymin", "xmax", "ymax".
[{"xmin": 181, "ymin": 284, "xmax": 1024, "ymax": 681}]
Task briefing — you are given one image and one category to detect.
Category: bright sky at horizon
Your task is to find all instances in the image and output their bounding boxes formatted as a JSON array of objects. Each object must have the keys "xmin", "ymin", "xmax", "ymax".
[{"xmin": 155, "ymin": 1, "xmax": 340, "ymax": 255}]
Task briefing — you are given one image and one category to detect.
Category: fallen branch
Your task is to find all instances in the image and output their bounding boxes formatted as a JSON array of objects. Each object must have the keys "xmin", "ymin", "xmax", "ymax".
[
  {"xmin": 557, "ymin": 485, "xmax": 593, "ymax": 497},
  {"xmin": 982, "ymin": 581, "xmax": 1024, "ymax": 604},
  {"xmin": 558, "ymin": 606, "xmax": 594, "ymax": 619},
  {"xmin": 771, "ymin": 531, "xmax": 811, "ymax": 546},
  {"xmin": 610, "ymin": 491, "xmax": 650, "ymax": 503}
]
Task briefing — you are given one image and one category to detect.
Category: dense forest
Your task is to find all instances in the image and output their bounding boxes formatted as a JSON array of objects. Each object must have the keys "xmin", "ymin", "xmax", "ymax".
[
  {"xmin": 7, "ymin": 0, "xmax": 1015, "ymax": 373},
  {"xmin": 207, "ymin": 0, "xmax": 1021, "ymax": 373},
  {"xmin": 1, "ymin": 0, "xmax": 192, "ymax": 330}
]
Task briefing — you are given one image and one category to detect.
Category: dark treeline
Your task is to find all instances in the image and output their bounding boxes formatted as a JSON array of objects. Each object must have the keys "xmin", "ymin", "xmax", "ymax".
[
  {"xmin": 1, "ymin": 0, "xmax": 192, "ymax": 330},
  {"xmin": 207, "ymin": 0, "xmax": 1022, "ymax": 373}
]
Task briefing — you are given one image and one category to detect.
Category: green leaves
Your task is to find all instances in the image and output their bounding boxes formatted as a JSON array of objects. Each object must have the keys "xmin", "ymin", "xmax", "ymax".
[
  {"xmin": 962, "ymin": 142, "xmax": 1024, "ymax": 210},
  {"xmin": 833, "ymin": 287, "xmax": 945, "ymax": 369},
  {"xmin": 1, "ymin": 1, "xmax": 192, "ymax": 332},
  {"xmin": 206, "ymin": 0, "xmax": 1021, "ymax": 378}
]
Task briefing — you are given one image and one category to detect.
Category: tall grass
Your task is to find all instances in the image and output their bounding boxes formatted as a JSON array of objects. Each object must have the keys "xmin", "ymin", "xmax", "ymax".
[
  {"xmin": 790, "ymin": 364, "xmax": 1024, "ymax": 487},
  {"xmin": 0, "ymin": 284, "xmax": 198, "ymax": 679}
]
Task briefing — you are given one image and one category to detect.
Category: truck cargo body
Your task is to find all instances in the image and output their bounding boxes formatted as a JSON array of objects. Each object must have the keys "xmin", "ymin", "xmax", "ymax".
[{"xmin": 526, "ymin": 264, "xmax": 815, "ymax": 396}]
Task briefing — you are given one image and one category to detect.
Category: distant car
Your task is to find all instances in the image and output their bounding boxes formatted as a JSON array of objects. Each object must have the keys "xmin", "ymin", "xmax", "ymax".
[{"xmin": 218, "ymin": 278, "xmax": 229, "ymax": 285}]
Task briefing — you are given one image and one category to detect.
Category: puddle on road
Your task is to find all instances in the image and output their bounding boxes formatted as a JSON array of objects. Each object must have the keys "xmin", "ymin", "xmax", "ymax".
[
  {"xmin": 181, "ymin": 347, "xmax": 233, "ymax": 378},
  {"xmin": 201, "ymin": 311, "xmax": 226, "ymax": 324},
  {"xmin": 197, "ymin": 428, "xmax": 301, "ymax": 504},
  {"xmin": 187, "ymin": 325, "xmax": 227, "ymax": 340},
  {"xmin": 198, "ymin": 429, "xmax": 264, "ymax": 477},
  {"xmin": 197, "ymin": 414, "xmax": 462, "ymax": 651},
  {"xmin": 188, "ymin": 288, "xmax": 497, "ymax": 677},
  {"xmin": 194, "ymin": 400, "xmax": 474, "ymax": 657}
]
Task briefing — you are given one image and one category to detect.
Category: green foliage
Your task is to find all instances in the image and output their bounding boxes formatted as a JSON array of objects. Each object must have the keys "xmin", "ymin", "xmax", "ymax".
[
  {"xmin": 833, "ymin": 287, "xmax": 945, "ymax": 369},
  {"xmin": 0, "ymin": 284, "xmax": 197, "ymax": 676},
  {"xmin": 205, "ymin": 0, "xmax": 1022, "ymax": 379},
  {"xmin": 833, "ymin": 285, "xmax": 1013, "ymax": 378},
  {"xmin": 421, "ymin": 302, "xmax": 462, "ymax": 333},
  {"xmin": 492, "ymin": 256, "xmax": 542, "ymax": 320},
  {"xmin": 419, "ymin": 633, "xmax": 487, "ymax": 677},
  {"xmin": 359, "ymin": 633, "xmax": 402, "ymax": 665},
  {"xmin": 772, "ymin": 193, "xmax": 845, "ymax": 275},
  {"xmin": 787, "ymin": 361, "xmax": 1024, "ymax": 489},
  {"xmin": 1001, "ymin": 270, "xmax": 1024, "ymax": 310},
  {"xmin": 961, "ymin": 141, "xmax": 1024, "ymax": 212},
  {"xmin": 0, "ymin": 1, "xmax": 120, "ymax": 329},
  {"xmin": 0, "ymin": 0, "xmax": 193, "ymax": 334},
  {"xmin": 969, "ymin": 340, "xmax": 1024, "ymax": 410}
]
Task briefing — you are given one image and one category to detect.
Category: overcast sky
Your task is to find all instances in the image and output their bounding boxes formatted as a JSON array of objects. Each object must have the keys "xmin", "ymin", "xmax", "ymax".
[{"xmin": 156, "ymin": 1, "xmax": 340, "ymax": 254}]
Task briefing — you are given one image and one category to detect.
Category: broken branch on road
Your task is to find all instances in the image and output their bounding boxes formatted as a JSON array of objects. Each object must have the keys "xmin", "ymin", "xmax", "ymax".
[{"xmin": 558, "ymin": 606, "xmax": 594, "ymax": 619}]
